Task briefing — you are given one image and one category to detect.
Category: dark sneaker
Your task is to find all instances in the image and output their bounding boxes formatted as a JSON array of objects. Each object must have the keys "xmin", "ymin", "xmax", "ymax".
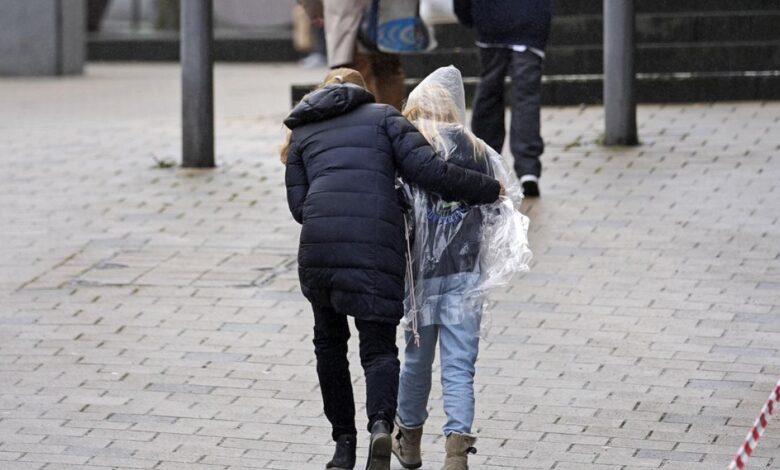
[
  {"xmin": 522, "ymin": 180, "xmax": 540, "ymax": 198},
  {"xmin": 365, "ymin": 420, "xmax": 392, "ymax": 470},
  {"xmin": 327, "ymin": 434, "xmax": 356, "ymax": 470}
]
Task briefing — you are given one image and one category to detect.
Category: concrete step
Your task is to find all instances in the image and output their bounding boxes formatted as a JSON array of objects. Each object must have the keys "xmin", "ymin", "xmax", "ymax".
[
  {"xmin": 555, "ymin": 0, "xmax": 780, "ymax": 15},
  {"xmin": 88, "ymin": 30, "xmax": 299, "ymax": 62},
  {"xmin": 290, "ymin": 71, "xmax": 780, "ymax": 106},
  {"xmin": 90, "ymin": 25, "xmax": 779, "ymax": 67},
  {"xmin": 90, "ymin": 8, "xmax": 780, "ymax": 64},
  {"xmin": 401, "ymin": 42, "xmax": 780, "ymax": 78},
  {"xmin": 434, "ymin": 12, "xmax": 780, "ymax": 49}
]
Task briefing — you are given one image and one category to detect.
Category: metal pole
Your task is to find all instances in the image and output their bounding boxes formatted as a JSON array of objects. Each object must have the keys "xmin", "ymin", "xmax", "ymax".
[
  {"xmin": 181, "ymin": 0, "xmax": 215, "ymax": 168},
  {"xmin": 603, "ymin": 0, "xmax": 638, "ymax": 146}
]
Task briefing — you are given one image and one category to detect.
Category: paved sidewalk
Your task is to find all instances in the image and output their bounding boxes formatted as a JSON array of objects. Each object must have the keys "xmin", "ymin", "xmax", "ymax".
[{"xmin": 1, "ymin": 64, "xmax": 779, "ymax": 470}]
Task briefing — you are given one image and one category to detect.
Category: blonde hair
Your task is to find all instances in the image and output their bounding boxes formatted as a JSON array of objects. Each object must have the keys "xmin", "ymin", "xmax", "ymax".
[
  {"xmin": 403, "ymin": 84, "xmax": 485, "ymax": 161},
  {"xmin": 280, "ymin": 68, "xmax": 367, "ymax": 164}
]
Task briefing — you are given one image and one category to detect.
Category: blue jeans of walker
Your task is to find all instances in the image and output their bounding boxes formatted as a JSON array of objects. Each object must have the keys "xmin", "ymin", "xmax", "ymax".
[{"xmin": 396, "ymin": 294, "xmax": 481, "ymax": 435}]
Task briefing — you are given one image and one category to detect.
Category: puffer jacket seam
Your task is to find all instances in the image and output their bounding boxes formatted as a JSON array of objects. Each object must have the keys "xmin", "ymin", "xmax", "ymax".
[
  {"xmin": 300, "ymin": 239, "xmax": 404, "ymax": 253},
  {"xmin": 329, "ymin": 286, "xmax": 403, "ymax": 302},
  {"xmin": 301, "ymin": 212, "xmax": 401, "ymax": 228},
  {"xmin": 302, "ymin": 268, "xmax": 404, "ymax": 289},
  {"xmin": 308, "ymin": 189, "xmax": 396, "ymax": 199},
  {"xmin": 303, "ymin": 123, "xmax": 378, "ymax": 142},
  {"xmin": 306, "ymin": 166, "xmax": 394, "ymax": 178}
]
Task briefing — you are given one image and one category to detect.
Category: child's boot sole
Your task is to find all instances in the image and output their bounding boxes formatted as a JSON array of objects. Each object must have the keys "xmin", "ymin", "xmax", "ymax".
[{"xmin": 392, "ymin": 451, "xmax": 422, "ymax": 470}]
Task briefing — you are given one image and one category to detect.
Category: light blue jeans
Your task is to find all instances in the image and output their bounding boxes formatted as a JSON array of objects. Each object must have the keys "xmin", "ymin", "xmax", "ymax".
[{"xmin": 397, "ymin": 274, "xmax": 481, "ymax": 435}]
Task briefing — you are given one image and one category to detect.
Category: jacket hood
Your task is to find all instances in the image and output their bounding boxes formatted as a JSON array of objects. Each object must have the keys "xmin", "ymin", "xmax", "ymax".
[{"xmin": 284, "ymin": 83, "xmax": 376, "ymax": 129}]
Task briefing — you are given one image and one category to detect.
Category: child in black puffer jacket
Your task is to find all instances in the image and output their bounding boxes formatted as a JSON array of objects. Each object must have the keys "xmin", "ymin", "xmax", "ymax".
[{"xmin": 281, "ymin": 68, "xmax": 502, "ymax": 470}]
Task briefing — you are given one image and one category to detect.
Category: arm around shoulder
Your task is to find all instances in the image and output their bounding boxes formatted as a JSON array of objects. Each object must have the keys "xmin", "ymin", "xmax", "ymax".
[{"xmin": 383, "ymin": 107, "xmax": 500, "ymax": 205}]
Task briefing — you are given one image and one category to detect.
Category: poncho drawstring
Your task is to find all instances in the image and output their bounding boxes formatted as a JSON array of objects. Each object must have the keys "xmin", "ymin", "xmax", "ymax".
[{"xmin": 403, "ymin": 214, "xmax": 421, "ymax": 348}]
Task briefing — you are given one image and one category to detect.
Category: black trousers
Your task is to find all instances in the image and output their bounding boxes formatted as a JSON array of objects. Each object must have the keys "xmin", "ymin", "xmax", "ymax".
[
  {"xmin": 472, "ymin": 47, "xmax": 544, "ymax": 178},
  {"xmin": 312, "ymin": 303, "xmax": 400, "ymax": 441}
]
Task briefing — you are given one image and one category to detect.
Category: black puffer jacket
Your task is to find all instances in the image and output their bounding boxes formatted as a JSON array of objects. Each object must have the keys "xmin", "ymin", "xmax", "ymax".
[{"xmin": 284, "ymin": 84, "xmax": 500, "ymax": 324}]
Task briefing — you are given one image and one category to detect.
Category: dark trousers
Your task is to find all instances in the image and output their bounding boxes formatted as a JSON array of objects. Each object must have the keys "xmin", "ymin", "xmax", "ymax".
[
  {"xmin": 472, "ymin": 47, "xmax": 544, "ymax": 178},
  {"xmin": 312, "ymin": 303, "xmax": 400, "ymax": 441}
]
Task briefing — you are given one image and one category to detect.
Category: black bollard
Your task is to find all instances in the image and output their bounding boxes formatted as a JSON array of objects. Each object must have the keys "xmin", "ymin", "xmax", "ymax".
[
  {"xmin": 181, "ymin": 0, "xmax": 215, "ymax": 168},
  {"xmin": 603, "ymin": 0, "xmax": 638, "ymax": 146}
]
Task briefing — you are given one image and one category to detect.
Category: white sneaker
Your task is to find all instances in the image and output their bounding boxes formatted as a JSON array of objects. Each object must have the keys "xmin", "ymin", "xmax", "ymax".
[{"xmin": 298, "ymin": 53, "xmax": 327, "ymax": 69}]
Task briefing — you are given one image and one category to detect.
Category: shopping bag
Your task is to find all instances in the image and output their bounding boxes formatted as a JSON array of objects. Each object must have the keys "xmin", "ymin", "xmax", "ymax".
[
  {"xmin": 420, "ymin": 0, "xmax": 457, "ymax": 24},
  {"xmin": 359, "ymin": 0, "xmax": 435, "ymax": 53}
]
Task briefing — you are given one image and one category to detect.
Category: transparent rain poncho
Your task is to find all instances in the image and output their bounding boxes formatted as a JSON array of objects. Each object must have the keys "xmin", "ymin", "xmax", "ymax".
[{"xmin": 399, "ymin": 66, "xmax": 533, "ymax": 344}]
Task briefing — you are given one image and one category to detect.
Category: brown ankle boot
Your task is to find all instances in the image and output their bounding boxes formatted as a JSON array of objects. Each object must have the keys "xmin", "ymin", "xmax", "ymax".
[
  {"xmin": 391, "ymin": 418, "xmax": 423, "ymax": 469},
  {"xmin": 441, "ymin": 433, "xmax": 477, "ymax": 470}
]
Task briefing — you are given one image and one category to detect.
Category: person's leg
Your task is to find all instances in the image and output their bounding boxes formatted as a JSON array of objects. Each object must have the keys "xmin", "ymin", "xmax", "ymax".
[
  {"xmin": 356, "ymin": 318, "xmax": 399, "ymax": 469},
  {"xmin": 472, "ymin": 47, "xmax": 511, "ymax": 154},
  {"xmin": 299, "ymin": 23, "xmax": 328, "ymax": 68},
  {"xmin": 346, "ymin": 51, "xmax": 405, "ymax": 110},
  {"xmin": 393, "ymin": 325, "xmax": 437, "ymax": 468},
  {"xmin": 352, "ymin": 51, "xmax": 378, "ymax": 99},
  {"xmin": 397, "ymin": 325, "xmax": 438, "ymax": 427},
  {"xmin": 371, "ymin": 52, "xmax": 406, "ymax": 111},
  {"xmin": 440, "ymin": 313, "xmax": 480, "ymax": 470},
  {"xmin": 439, "ymin": 318, "xmax": 480, "ymax": 435},
  {"xmin": 312, "ymin": 304, "xmax": 357, "ymax": 441},
  {"xmin": 355, "ymin": 318, "xmax": 400, "ymax": 431},
  {"xmin": 439, "ymin": 307, "xmax": 481, "ymax": 470},
  {"xmin": 312, "ymin": 24, "xmax": 327, "ymax": 57},
  {"xmin": 509, "ymin": 50, "xmax": 544, "ymax": 182}
]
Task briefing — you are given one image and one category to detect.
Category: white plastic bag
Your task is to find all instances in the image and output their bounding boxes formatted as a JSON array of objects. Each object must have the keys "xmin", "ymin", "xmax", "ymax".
[
  {"xmin": 420, "ymin": 0, "xmax": 457, "ymax": 25},
  {"xmin": 359, "ymin": 0, "xmax": 437, "ymax": 53}
]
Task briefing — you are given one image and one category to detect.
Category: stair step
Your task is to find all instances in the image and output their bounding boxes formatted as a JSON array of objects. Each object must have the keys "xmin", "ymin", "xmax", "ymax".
[
  {"xmin": 290, "ymin": 71, "xmax": 780, "ymax": 106},
  {"xmin": 555, "ymin": 0, "xmax": 780, "ymax": 15},
  {"xmin": 401, "ymin": 42, "xmax": 780, "ymax": 78},
  {"xmin": 88, "ymin": 30, "xmax": 299, "ymax": 62},
  {"xmin": 435, "ymin": 12, "xmax": 780, "ymax": 48}
]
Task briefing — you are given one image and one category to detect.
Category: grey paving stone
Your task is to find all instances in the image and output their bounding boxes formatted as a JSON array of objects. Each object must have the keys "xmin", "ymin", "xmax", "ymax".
[{"xmin": 0, "ymin": 64, "xmax": 778, "ymax": 469}]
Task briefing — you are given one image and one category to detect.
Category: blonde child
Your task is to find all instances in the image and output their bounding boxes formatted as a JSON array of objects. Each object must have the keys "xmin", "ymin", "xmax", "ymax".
[{"xmin": 392, "ymin": 66, "xmax": 530, "ymax": 470}]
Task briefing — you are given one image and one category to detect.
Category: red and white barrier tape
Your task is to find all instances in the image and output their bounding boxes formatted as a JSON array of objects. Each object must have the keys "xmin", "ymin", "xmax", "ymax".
[{"xmin": 728, "ymin": 379, "xmax": 780, "ymax": 470}]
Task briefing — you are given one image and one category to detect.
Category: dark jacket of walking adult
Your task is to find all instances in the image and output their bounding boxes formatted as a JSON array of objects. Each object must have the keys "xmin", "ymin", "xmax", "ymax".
[
  {"xmin": 284, "ymin": 83, "xmax": 501, "ymax": 325},
  {"xmin": 453, "ymin": 0, "xmax": 552, "ymax": 50}
]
